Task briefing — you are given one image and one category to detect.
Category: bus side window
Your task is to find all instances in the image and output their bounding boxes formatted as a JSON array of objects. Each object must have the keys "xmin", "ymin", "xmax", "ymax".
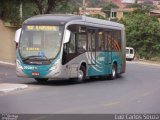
[
  {"xmin": 105, "ymin": 31, "xmax": 112, "ymax": 51},
  {"xmin": 112, "ymin": 30, "xmax": 121, "ymax": 52},
  {"xmin": 62, "ymin": 32, "xmax": 76, "ymax": 65},
  {"xmin": 65, "ymin": 24, "xmax": 78, "ymax": 54},
  {"xmin": 91, "ymin": 32, "xmax": 96, "ymax": 51},
  {"xmin": 87, "ymin": 30, "xmax": 96, "ymax": 51},
  {"xmin": 98, "ymin": 31, "xmax": 104, "ymax": 51},
  {"xmin": 88, "ymin": 32, "xmax": 92, "ymax": 51},
  {"xmin": 117, "ymin": 31, "xmax": 122, "ymax": 50}
]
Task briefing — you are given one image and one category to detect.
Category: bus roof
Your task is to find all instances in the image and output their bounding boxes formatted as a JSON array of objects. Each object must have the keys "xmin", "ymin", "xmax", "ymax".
[{"xmin": 23, "ymin": 14, "xmax": 124, "ymax": 29}]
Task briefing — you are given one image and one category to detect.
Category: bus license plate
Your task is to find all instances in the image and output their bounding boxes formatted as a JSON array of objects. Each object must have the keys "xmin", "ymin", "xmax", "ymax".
[{"xmin": 32, "ymin": 72, "xmax": 40, "ymax": 76}]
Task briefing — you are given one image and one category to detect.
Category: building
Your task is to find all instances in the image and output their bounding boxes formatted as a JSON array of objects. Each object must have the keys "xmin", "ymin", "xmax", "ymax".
[
  {"xmin": 122, "ymin": 0, "xmax": 136, "ymax": 8},
  {"xmin": 122, "ymin": 0, "xmax": 136, "ymax": 4},
  {"xmin": 79, "ymin": 7, "xmax": 106, "ymax": 17},
  {"xmin": 111, "ymin": 0, "xmax": 123, "ymax": 8},
  {"xmin": 110, "ymin": 8, "xmax": 134, "ymax": 20},
  {"xmin": 137, "ymin": 0, "xmax": 144, "ymax": 4},
  {"xmin": 153, "ymin": 0, "xmax": 160, "ymax": 9},
  {"xmin": 150, "ymin": 10, "xmax": 160, "ymax": 21}
]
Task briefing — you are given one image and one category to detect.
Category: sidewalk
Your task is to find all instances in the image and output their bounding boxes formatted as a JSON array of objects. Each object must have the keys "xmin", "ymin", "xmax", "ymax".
[
  {"xmin": 0, "ymin": 83, "xmax": 28, "ymax": 93},
  {"xmin": 0, "ymin": 61, "xmax": 15, "ymax": 65}
]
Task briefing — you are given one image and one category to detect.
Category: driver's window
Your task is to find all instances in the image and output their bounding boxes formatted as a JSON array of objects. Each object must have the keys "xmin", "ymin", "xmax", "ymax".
[
  {"xmin": 64, "ymin": 24, "xmax": 77, "ymax": 54},
  {"xmin": 68, "ymin": 33, "xmax": 76, "ymax": 54}
]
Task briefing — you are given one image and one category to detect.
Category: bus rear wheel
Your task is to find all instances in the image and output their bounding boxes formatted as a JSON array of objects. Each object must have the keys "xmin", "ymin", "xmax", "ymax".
[
  {"xmin": 109, "ymin": 63, "xmax": 117, "ymax": 80},
  {"xmin": 76, "ymin": 66, "xmax": 86, "ymax": 83},
  {"xmin": 35, "ymin": 78, "xmax": 48, "ymax": 83}
]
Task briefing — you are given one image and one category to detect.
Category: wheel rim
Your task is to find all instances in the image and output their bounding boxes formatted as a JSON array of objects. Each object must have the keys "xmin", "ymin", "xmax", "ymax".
[
  {"xmin": 112, "ymin": 66, "xmax": 116, "ymax": 78},
  {"xmin": 78, "ymin": 70, "xmax": 83, "ymax": 80}
]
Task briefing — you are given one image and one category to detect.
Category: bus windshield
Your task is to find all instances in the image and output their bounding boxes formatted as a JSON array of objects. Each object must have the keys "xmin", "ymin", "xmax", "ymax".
[{"xmin": 19, "ymin": 25, "xmax": 64, "ymax": 61}]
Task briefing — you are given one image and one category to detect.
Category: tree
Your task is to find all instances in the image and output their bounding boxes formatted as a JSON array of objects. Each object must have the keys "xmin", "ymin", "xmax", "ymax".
[
  {"xmin": 0, "ymin": 0, "xmax": 20, "ymax": 26},
  {"xmin": 31, "ymin": 0, "xmax": 70, "ymax": 14},
  {"xmin": 119, "ymin": 9, "xmax": 160, "ymax": 59},
  {"xmin": 0, "ymin": 0, "xmax": 71, "ymax": 26},
  {"xmin": 127, "ymin": 2, "xmax": 155, "ymax": 13},
  {"xmin": 54, "ymin": 1, "xmax": 73, "ymax": 14}
]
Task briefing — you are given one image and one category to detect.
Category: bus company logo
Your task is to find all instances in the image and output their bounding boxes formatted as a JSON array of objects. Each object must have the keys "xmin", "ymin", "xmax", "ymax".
[
  {"xmin": 97, "ymin": 57, "xmax": 105, "ymax": 61},
  {"xmin": 23, "ymin": 66, "xmax": 37, "ymax": 70}
]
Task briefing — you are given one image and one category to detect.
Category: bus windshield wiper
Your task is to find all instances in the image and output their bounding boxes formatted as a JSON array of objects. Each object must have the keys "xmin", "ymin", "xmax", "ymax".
[{"xmin": 23, "ymin": 55, "xmax": 51, "ymax": 63}]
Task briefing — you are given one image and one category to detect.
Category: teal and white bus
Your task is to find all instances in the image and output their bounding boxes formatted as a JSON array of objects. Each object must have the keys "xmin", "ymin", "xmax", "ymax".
[{"xmin": 16, "ymin": 14, "xmax": 126, "ymax": 83}]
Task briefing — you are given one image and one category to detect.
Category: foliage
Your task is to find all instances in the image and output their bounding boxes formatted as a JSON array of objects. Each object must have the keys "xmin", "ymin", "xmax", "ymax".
[
  {"xmin": 27, "ymin": 0, "xmax": 70, "ymax": 14},
  {"xmin": 0, "ymin": 0, "xmax": 71, "ymax": 26},
  {"xmin": 22, "ymin": 1, "xmax": 38, "ymax": 21},
  {"xmin": 54, "ymin": 1, "xmax": 74, "ymax": 14},
  {"xmin": 127, "ymin": 2, "xmax": 155, "ymax": 13},
  {"xmin": 0, "ymin": 0, "xmax": 20, "ymax": 26},
  {"xmin": 119, "ymin": 9, "xmax": 160, "ymax": 59}
]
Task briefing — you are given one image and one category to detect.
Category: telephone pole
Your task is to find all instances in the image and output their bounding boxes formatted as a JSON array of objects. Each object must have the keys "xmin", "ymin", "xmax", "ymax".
[
  {"xmin": 20, "ymin": 0, "xmax": 23, "ymax": 25},
  {"xmin": 83, "ymin": 0, "xmax": 86, "ymax": 15}
]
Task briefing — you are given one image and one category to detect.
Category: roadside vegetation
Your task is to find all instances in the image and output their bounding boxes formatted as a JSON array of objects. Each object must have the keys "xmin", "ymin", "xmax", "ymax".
[
  {"xmin": 0, "ymin": 0, "xmax": 76, "ymax": 26},
  {"xmin": 0, "ymin": 0, "xmax": 160, "ymax": 60},
  {"xmin": 119, "ymin": 4, "xmax": 160, "ymax": 60}
]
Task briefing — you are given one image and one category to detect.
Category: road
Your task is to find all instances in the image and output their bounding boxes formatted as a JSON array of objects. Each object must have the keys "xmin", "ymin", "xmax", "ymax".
[{"xmin": 0, "ymin": 62, "xmax": 160, "ymax": 114}]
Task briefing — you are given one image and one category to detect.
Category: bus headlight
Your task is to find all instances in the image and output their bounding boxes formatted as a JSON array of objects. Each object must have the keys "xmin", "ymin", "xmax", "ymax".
[{"xmin": 16, "ymin": 60, "xmax": 23, "ymax": 70}]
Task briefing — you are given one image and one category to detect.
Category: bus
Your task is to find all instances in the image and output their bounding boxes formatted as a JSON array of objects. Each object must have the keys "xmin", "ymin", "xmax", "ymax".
[{"xmin": 16, "ymin": 14, "xmax": 126, "ymax": 83}]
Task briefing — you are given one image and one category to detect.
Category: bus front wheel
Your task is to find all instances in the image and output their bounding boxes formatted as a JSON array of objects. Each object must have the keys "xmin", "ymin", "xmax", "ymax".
[
  {"xmin": 35, "ymin": 78, "xmax": 48, "ymax": 83},
  {"xmin": 76, "ymin": 66, "xmax": 86, "ymax": 83},
  {"xmin": 109, "ymin": 63, "xmax": 117, "ymax": 80}
]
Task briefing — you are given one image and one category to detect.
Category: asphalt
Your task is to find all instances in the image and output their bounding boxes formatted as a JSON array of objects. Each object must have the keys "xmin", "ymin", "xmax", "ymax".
[
  {"xmin": 0, "ymin": 62, "xmax": 29, "ymax": 93},
  {"xmin": 0, "ymin": 60, "xmax": 160, "ymax": 93},
  {"xmin": 0, "ymin": 60, "xmax": 160, "ymax": 114}
]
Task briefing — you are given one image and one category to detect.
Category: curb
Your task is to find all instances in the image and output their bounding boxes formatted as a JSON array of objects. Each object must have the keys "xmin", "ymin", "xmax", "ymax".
[
  {"xmin": 0, "ymin": 83, "xmax": 28, "ymax": 93},
  {"xmin": 0, "ymin": 61, "xmax": 15, "ymax": 66}
]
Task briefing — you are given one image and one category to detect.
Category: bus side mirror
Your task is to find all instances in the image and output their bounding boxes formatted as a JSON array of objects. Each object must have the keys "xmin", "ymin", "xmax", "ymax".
[
  {"xmin": 63, "ymin": 29, "xmax": 71, "ymax": 43},
  {"xmin": 15, "ymin": 28, "xmax": 22, "ymax": 48}
]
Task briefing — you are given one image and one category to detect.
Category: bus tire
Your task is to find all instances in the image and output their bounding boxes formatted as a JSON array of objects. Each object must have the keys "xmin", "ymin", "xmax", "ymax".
[
  {"xmin": 35, "ymin": 78, "xmax": 48, "ymax": 83},
  {"xmin": 109, "ymin": 63, "xmax": 117, "ymax": 80},
  {"xmin": 76, "ymin": 65, "xmax": 86, "ymax": 83}
]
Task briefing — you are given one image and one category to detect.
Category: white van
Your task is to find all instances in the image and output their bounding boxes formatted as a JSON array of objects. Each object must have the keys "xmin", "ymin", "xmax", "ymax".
[{"xmin": 126, "ymin": 47, "xmax": 135, "ymax": 61}]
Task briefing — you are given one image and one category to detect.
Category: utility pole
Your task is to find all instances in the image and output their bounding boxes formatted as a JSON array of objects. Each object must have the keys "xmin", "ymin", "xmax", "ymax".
[
  {"xmin": 83, "ymin": 0, "xmax": 86, "ymax": 15},
  {"xmin": 20, "ymin": 0, "xmax": 23, "ymax": 25}
]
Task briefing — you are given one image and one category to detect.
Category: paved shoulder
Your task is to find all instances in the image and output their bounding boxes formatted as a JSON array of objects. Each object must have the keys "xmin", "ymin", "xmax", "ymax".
[
  {"xmin": 127, "ymin": 60, "xmax": 160, "ymax": 67},
  {"xmin": 0, "ymin": 83, "xmax": 28, "ymax": 93}
]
